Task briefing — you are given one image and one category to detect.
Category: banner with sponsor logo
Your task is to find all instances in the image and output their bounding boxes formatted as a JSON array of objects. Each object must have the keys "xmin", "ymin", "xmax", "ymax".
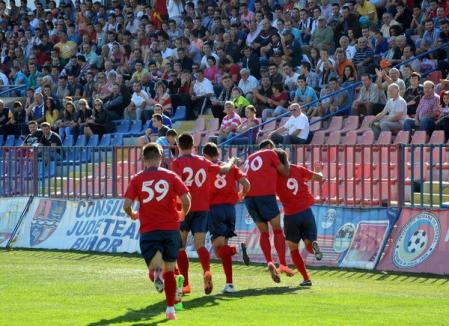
[
  {"xmin": 11, "ymin": 198, "xmax": 141, "ymax": 253},
  {"xmin": 301, "ymin": 206, "xmax": 399, "ymax": 270},
  {"xmin": 377, "ymin": 209, "xmax": 449, "ymax": 275},
  {"xmin": 0, "ymin": 197, "xmax": 29, "ymax": 248}
]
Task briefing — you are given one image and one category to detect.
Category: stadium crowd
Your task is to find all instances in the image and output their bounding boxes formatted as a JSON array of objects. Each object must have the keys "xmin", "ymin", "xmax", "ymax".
[{"xmin": 0, "ymin": 0, "xmax": 449, "ymax": 146}]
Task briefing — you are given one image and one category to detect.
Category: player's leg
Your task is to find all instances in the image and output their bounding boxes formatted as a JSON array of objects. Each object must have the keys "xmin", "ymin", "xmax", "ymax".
[
  {"xmin": 287, "ymin": 241, "xmax": 311, "ymax": 286},
  {"xmin": 146, "ymin": 251, "xmax": 164, "ymax": 293},
  {"xmin": 210, "ymin": 204, "xmax": 237, "ymax": 293},
  {"xmin": 192, "ymin": 211, "xmax": 213, "ymax": 295},
  {"xmin": 269, "ymin": 215, "xmax": 294, "ymax": 276},
  {"xmin": 140, "ymin": 232, "xmax": 165, "ymax": 293},
  {"xmin": 300, "ymin": 208, "xmax": 322, "ymax": 261},
  {"xmin": 284, "ymin": 214, "xmax": 311, "ymax": 286},
  {"xmin": 177, "ymin": 216, "xmax": 191, "ymax": 293},
  {"xmin": 161, "ymin": 230, "xmax": 183, "ymax": 320}
]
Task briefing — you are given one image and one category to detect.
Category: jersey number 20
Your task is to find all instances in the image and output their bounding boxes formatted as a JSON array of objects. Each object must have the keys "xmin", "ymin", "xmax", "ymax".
[
  {"xmin": 142, "ymin": 180, "xmax": 169, "ymax": 203},
  {"xmin": 183, "ymin": 167, "xmax": 207, "ymax": 187}
]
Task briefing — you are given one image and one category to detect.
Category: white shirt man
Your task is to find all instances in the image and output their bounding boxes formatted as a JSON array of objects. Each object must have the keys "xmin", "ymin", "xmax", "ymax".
[{"xmin": 269, "ymin": 103, "xmax": 310, "ymax": 144}]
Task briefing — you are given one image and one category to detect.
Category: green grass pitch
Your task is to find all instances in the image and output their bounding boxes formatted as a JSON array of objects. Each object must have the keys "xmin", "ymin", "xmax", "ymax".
[{"xmin": 1, "ymin": 249, "xmax": 449, "ymax": 326}]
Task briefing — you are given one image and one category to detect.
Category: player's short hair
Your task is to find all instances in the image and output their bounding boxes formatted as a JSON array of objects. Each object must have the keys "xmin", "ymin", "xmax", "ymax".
[
  {"xmin": 202, "ymin": 142, "xmax": 219, "ymax": 158},
  {"xmin": 259, "ymin": 139, "xmax": 275, "ymax": 150},
  {"xmin": 178, "ymin": 133, "xmax": 194, "ymax": 150},
  {"xmin": 142, "ymin": 143, "xmax": 163, "ymax": 161},
  {"xmin": 166, "ymin": 129, "xmax": 177, "ymax": 138}
]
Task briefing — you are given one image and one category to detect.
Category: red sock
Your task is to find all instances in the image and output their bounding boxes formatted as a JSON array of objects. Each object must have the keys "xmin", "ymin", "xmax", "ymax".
[
  {"xmin": 163, "ymin": 271, "xmax": 176, "ymax": 307},
  {"xmin": 305, "ymin": 242, "xmax": 313, "ymax": 254},
  {"xmin": 259, "ymin": 231, "xmax": 273, "ymax": 263},
  {"xmin": 177, "ymin": 249, "xmax": 189, "ymax": 286},
  {"xmin": 148, "ymin": 269, "xmax": 155, "ymax": 282},
  {"xmin": 273, "ymin": 229, "xmax": 287, "ymax": 266},
  {"xmin": 197, "ymin": 246, "xmax": 210, "ymax": 273},
  {"xmin": 217, "ymin": 246, "xmax": 233, "ymax": 284},
  {"xmin": 291, "ymin": 249, "xmax": 309, "ymax": 281}
]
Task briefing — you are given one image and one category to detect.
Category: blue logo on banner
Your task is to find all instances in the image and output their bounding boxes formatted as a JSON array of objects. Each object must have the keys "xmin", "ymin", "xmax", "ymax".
[
  {"xmin": 30, "ymin": 200, "xmax": 66, "ymax": 246},
  {"xmin": 393, "ymin": 212, "xmax": 441, "ymax": 269}
]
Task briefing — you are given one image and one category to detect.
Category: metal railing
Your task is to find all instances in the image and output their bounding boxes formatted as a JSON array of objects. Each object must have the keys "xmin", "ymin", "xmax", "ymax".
[
  {"xmin": 0, "ymin": 84, "xmax": 27, "ymax": 97},
  {"xmin": 219, "ymin": 43, "xmax": 449, "ymax": 147},
  {"xmin": 1, "ymin": 144, "xmax": 447, "ymax": 208}
]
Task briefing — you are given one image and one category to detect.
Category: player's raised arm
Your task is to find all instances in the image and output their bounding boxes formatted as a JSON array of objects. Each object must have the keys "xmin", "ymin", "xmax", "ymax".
[
  {"xmin": 218, "ymin": 156, "xmax": 237, "ymax": 174},
  {"xmin": 311, "ymin": 161, "xmax": 324, "ymax": 181},
  {"xmin": 274, "ymin": 148, "xmax": 290, "ymax": 177}
]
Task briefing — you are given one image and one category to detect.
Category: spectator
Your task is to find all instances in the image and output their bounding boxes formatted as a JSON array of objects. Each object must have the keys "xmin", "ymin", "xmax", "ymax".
[
  {"xmin": 153, "ymin": 81, "xmax": 173, "ymax": 116},
  {"xmin": 26, "ymin": 92, "xmax": 45, "ymax": 123},
  {"xmin": 38, "ymin": 121, "xmax": 63, "ymax": 162},
  {"xmin": 0, "ymin": 100, "xmax": 10, "ymax": 131},
  {"xmin": 103, "ymin": 83, "xmax": 125, "ymax": 120},
  {"xmin": 380, "ymin": 12, "xmax": 401, "ymax": 38},
  {"xmin": 44, "ymin": 97, "xmax": 60, "ymax": 129},
  {"xmin": 300, "ymin": 61, "xmax": 320, "ymax": 89},
  {"xmin": 269, "ymin": 103, "xmax": 310, "ymax": 145},
  {"xmin": 238, "ymin": 68, "xmax": 259, "ymax": 101},
  {"xmin": 417, "ymin": 19, "xmax": 440, "ymax": 54},
  {"xmin": 370, "ymin": 83, "xmax": 408, "ymax": 138},
  {"xmin": 75, "ymin": 99, "xmax": 93, "ymax": 138},
  {"xmin": 352, "ymin": 74, "xmax": 384, "ymax": 116},
  {"xmin": 261, "ymin": 83, "xmax": 289, "ymax": 121},
  {"xmin": 227, "ymin": 105, "xmax": 261, "ymax": 145},
  {"xmin": 230, "ymin": 87, "xmax": 251, "ymax": 116},
  {"xmin": 437, "ymin": 91, "xmax": 449, "ymax": 141},
  {"xmin": 294, "ymin": 75, "xmax": 319, "ymax": 113},
  {"xmin": 376, "ymin": 67, "xmax": 407, "ymax": 97},
  {"xmin": 310, "ymin": 16, "xmax": 334, "ymax": 51},
  {"xmin": 55, "ymin": 101, "xmax": 78, "ymax": 136},
  {"xmin": 22, "ymin": 121, "xmax": 43, "ymax": 146},
  {"xmin": 124, "ymin": 81, "xmax": 152, "ymax": 121},
  {"xmin": 211, "ymin": 75, "xmax": 235, "ymax": 123},
  {"xmin": 252, "ymin": 76, "xmax": 273, "ymax": 116},
  {"xmin": 283, "ymin": 63, "xmax": 300, "ymax": 93},
  {"xmin": 156, "ymin": 128, "xmax": 178, "ymax": 161},
  {"xmin": 85, "ymin": 99, "xmax": 115, "ymax": 137},
  {"xmin": 209, "ymin": 101, "xmax": 241, "ymax": 144},
  {"xmin": 353, "ymin": 37, "xmax": 375, "ymax": 78},
  {"xmin": 403, "ymin": 81, "xmax": 441, "ymax": 137},
  {"xmin": 191, "ymin": 68, "xmax": 214, "ymax": 118},
  {"xmin": 137, "ymin": 113, "xmax": 170, "ymax": 147},
  {"xmin": 326, "ymin": 77, "xmax": 350, "ymax": 115},
  {"xmin": 2, "ymin": 101, "xmax": 27, "ymax": 136},
  {"xmin": 404, "ymin": 72, "xmax": 424, "ymax": 115}
]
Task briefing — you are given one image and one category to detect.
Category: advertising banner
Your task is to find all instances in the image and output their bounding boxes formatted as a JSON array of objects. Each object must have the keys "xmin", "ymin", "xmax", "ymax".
[
  {"xmin": 302, "ymin": 206, "xmax": 399, "ymax": 270},
  {"xmin": 0, "ymin": 197, "xmax": 29, "ymax": 248},
  {"xmin": 12, "ymin": 198, "xmax": 140, "ymax": 253},
  {"xmin": 377, "ymin": 209, "xmax": 449, "ymax": 275}
]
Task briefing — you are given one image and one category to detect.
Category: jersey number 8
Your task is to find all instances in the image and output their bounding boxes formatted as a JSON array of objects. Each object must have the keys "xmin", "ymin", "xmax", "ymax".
[{"xmin": 142, "ymin": 180, "xmax": 169, "ymax": 203}]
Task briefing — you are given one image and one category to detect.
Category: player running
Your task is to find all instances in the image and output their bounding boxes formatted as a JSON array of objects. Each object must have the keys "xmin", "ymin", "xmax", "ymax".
[
  {"xmin": 243, "ymin": 139, "xmax": 294, "ymax": 283},
  {"xmin": 123, "ymin": 143, "xmax": 191, "ymax": 320},
  {"xmin": 275, "ymin": 149, "xmax": 323, "ymax": 287},
  {"xmin": 171, "ymin": 133, "xmax": 236, "ymax": 295},
  {"xmin": 202, "ymin": 143, "xmax": 250, "ymax": 293}
]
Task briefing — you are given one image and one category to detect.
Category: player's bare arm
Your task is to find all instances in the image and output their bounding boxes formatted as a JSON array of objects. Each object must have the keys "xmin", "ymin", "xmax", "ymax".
[
  {"xmin": 218, "ymin": 157, "xmax": 238, "ymax": 174},
  {"xmin": 238, "ymin": 177, "xmax": 251, "ymax": 200},
  {"xmin": 178, "ymin": 193, "xmax": 192, "ymax": 220},
  {"xmin": 123, "ymin": 198, "xmax": 139, "ymax": 220}
]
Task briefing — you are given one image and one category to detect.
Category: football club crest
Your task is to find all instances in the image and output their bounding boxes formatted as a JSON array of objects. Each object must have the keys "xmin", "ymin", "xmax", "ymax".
[
  {"xmin": 30, "ymin": 199, "xmax": 66, "ymax": 246},
  {"xmin": 393, "ymin": 212, "xmax": 441, "ymax": 269},
  {"xmin": 321, "ymin": 208, "xmax": 337, "ymax": 229}
]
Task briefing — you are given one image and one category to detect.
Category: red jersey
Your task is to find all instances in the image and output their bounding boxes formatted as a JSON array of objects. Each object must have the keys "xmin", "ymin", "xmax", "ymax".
[
  {"xmin": 244, "ymin": 149, "xmax": 282, "ymax": 197},
  {"xmin": 171, "ymin": 154, "xmax": 221, "ymax": 212},
  {"xmin": 124, "ymin": 167, "xmax": 189, "ymax": 233},
  {"xmin": 276, "ymin": 164, "xmax": 315, "ymax": 215},
  {"xmin": 208, "ymin": 163, "xmax": 246, "ymax": 206}
]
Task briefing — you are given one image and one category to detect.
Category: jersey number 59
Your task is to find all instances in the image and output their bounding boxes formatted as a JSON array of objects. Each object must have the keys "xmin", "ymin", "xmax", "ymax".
[{"xmin": 142, "ymin": 180, "xmax": 169, "ymax": 203}]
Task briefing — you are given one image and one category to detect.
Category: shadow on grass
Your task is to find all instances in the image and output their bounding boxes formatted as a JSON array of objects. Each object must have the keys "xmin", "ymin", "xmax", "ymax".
[{"xmin": 87, "ymin": 287, "xmax": 300, "ymax": 326}]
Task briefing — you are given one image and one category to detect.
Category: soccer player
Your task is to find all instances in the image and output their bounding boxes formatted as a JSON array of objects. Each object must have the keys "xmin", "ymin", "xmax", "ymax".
[
  {"xmin": 171, "ymin": 133, "xmax": 236, "ymax": 295},
  {"xmin": 202, "ymin": 143, "xmax": 250, "ymax": 293},
  {"xmin": 243, "ymin": 139, "xmax": 293, "ymax": 283},
  {"xmin": 123, "ymin": 143, "xmax": 191, "ymax": 320},
  {"xmin": 275, "ymin": 149, "xmax": 323, "ymax": 287}
]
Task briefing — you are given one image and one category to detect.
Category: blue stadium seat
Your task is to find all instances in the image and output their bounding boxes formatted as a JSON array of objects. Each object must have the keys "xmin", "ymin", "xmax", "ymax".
[
  {"xmin": 4, "ymin": 135, "xmax": 15, "ymax": 147},
  {"xmin": 64, "ymin": 127, "xmax": 73, "ymax": 136},
  {"xmin": 171, "ymin": 106, "xmax": 187, "ymax": 122},
  {"xmin": 127, "ymin": 120, "xmax": 143, "ymax": 136},
  {"xmin": 116, "ymin": 120, "xmax": 131, "ymax": 134},
  {"xmin": 86, "ymin": 135, "xmax": 99, "ymax": 146},
  {"xmin": 58, "ymin": 127, "xmax": 65, "ymax": 139},
  {"xmin": 112, "ymin": 133, "xmax": 123, "ymax": 146},
  {"xmin": 99, "ymin": 134, "xmax": 111, "ymax": 146},
  {"xmin": 15, "ymin": 138, "xmax": 24, "ymax": 146},
  {"xmin": 74, "ymin": 135, "xmax": 86, "ymax": 146},
  {"xmin": 63, "ymin": 135, "xmax": 74, "ymax": 146},
  {"xmin": 0, "ymin": 135, "xmax": 4, "ymax": 146}
]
